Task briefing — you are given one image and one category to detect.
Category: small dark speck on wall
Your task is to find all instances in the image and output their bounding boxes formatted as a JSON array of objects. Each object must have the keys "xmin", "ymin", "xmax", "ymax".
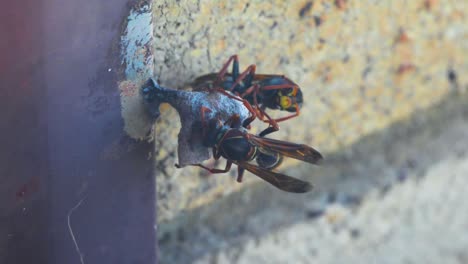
[
  {"xmin": 380, "ymin": 184, "xmax": 391, "ymax": 196},
  {"xmin": 342, "ymin": 54, "xmax": 350, "ymax": 63},
  {"xmin": 243, "ymin": 2, "xmax": 250, "ymax": 12},
  {"xmin": 362, "ymin": 66, "xmax": 372, "ymax": 80},
  {"xmin": 397, "ymin": 169, "xmax": 408, "ymax": 182},
  {"xmin": 177, "ymin": 229, "xmax": 185, "ymax": 242},
  {"xmin": 270, "ymin": 21, "xmax": 278, "ymax": 30},
  {"xmin": 299, "ymin": 1, "xmax": 313, "ymax": 18},
  {"xmin": 447, "ymin": 68, "xmax": 457, "ymax": 85},
  {"xmin": 306, "ymin": 209, "xmax": 325, "ymax": 219},
  {"xmin": 327, "ymin": 191, "xmax": 337, "ymax": 204},
  {"xmin": 279, "ymin": 56, "xmax": 290, "ymax": 65},
  {"xmin": 313, "ymin": 15, "xmax": 322, "ymax": 27},
  {"xmin": 350, "ymin": 228, "xmax": 360, "ymax": 239}
]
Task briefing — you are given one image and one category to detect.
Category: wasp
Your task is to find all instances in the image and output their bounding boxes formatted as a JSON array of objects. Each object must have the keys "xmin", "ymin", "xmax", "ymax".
[
  {"xmin": 192, "ymin": 55, "xmax": 303, "ymax": 137},
  {"xmin": 176, "ymin": 96, "xmax": 322, "ymax": 193}
]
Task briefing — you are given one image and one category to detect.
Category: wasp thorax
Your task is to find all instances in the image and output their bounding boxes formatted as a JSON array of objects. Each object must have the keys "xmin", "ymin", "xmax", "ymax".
[{"xmin": 219, "ymin": 130, "xmax": 255, "ymax": 162}]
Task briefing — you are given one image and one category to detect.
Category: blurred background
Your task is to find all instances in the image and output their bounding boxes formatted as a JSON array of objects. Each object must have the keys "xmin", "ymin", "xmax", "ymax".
[{"xmin": 127, "ymin": 0, "xmax": 468, "ymax": 263}]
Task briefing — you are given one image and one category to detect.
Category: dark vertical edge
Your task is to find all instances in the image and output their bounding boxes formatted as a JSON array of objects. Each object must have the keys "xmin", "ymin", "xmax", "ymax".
[
  {"xmin": 0, "ymin": 0, "xmax": 157, "ymax": 263},
  {"xmin": 0, "ymin": 0, "xmax": 49, "ymax": 263}
]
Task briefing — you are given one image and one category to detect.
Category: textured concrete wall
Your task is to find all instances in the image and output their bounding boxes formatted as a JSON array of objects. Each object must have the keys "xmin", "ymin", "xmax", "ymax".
[
  {"xmin": 156, "ymin": 93, "xmax": 468, "ymax": 263},
  {"xmin": 120, "ymin": 0, "xmax": 467, "ymax": 262}
]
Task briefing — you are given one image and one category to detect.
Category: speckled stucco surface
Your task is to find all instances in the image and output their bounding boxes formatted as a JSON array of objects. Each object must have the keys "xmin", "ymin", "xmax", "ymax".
[
  {"xmin": 158, "ymin": 91, "xmax": 468, "ymax": 263},
  {"xmin": 199, "ymin": 152, "xmax": 468, "ymax": 264},
  {"xmin": 152, "ymin": 0, "xmax": 467, "ymax": 154},
  {"xmin": 124, "ymin": 0, "xmax": 468, "ymax": 262}
]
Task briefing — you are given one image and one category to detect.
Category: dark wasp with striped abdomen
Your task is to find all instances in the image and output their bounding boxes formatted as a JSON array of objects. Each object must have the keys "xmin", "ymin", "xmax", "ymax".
[
  {"xmin": 192, "ymin": 55, "xmax": 304, "ymax": 137},
  {"xmin": 176, "ymin": 94, "xmax": 322, "ymax": 193}
]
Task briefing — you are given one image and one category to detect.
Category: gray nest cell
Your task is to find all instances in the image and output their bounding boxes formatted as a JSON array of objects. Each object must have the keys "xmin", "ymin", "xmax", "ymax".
[{"xmin": 141, "ymin": 78, "xmax": 250, "ymax": 167}]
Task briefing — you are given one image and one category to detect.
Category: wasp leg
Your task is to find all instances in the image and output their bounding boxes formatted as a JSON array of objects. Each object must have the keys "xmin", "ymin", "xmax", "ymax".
[
  {"xmin": 215, "ymin": 87, "xmax": 244, "ymax": 102},
  {"xmin": 251, "ymin": 87, "xmax": 280, "ymax": 137},
  {"xmin": 241, "ymin": 85, "xmax": 266, "ymax": 121},
  {"xmin": 240, "ymin": 99, "xmax": 257, "ymax": 128},
  {"xmin": 272, "ymin": 104, "xmax": 300, "ymax": 122},
  {"xmin": 216, "ymin": 55, "xmax": 239, "ymax": 86},
  {"xmin": 231, "ymin": 55, "xmax": 240, "ymax": 81},
  {"xmin": 240, "ymin": 84, "xmax": 273, "ymax": 123},
  {"xmin": 239, "ymin": 82, "xmax": 260, "ymax": 98},
  {"xmin": 211, "ymin": 89, "xmax": 257, "ymax": 129},
  {"xmin": 256, "ymin": 107, "xmax": 279, "ymax": 137},
  {"xmin": 240, "ymin": 82, "xmax": 299, "ymax": 126},
  {"xmin": 223, "ymin": 114, "xmax": 242, "ymax": 128},
  {"xmin": 228, "ymin": 64, "xmax": 256, "ymax": 93},
  {"xmin": 212, "ymin": 147, "xmax": 223, "ymax": 160},
  {"xmin": 258, "ymin": 126, "xmax": 279, "ymax": 137},
  {"xmin": 200, "ymin": 106, "xmax": 212, "ymax": 137},
  {"xmin": 194, "ymin": 160, "xmax": 232, "ymax": 174},
  {"xmin": 237, "ymin": 166, "xmax": 245, "ymax": 182}
]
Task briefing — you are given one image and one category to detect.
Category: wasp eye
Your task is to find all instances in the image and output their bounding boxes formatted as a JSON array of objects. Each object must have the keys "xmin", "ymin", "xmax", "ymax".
[
  {"xmin": 289, "ymin": 87, "xmax": 298, "ymax": 97},
  {"xmin": 280, "ymin": 96, "xmax": 292, "ymax": 109}
]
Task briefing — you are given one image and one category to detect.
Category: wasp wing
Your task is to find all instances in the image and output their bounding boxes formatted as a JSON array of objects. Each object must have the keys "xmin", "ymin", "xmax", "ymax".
[
  {"xmin": 192, "ymin": 73, "xmax": 219, "ymax": 88},
  {"xmin": 236, "ymin": 162, "xmax": 312, "ymax": 193},
  {"xmin": 250, "ymin": 74, "xmax": 286, "ymax": 81},
  {"xmin": 192, "ymin": 73, "xmax": 290, "ymax": 87},
  {"xmin": 248, "ymin": 136, "xmax": 323, "ymax": 164}
]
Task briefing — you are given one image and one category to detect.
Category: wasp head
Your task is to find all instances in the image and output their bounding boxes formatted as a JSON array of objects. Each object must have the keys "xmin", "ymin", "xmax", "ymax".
[{"xmin": 277, "ymin": 86, "xmax": 303, "ymax": 112}]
